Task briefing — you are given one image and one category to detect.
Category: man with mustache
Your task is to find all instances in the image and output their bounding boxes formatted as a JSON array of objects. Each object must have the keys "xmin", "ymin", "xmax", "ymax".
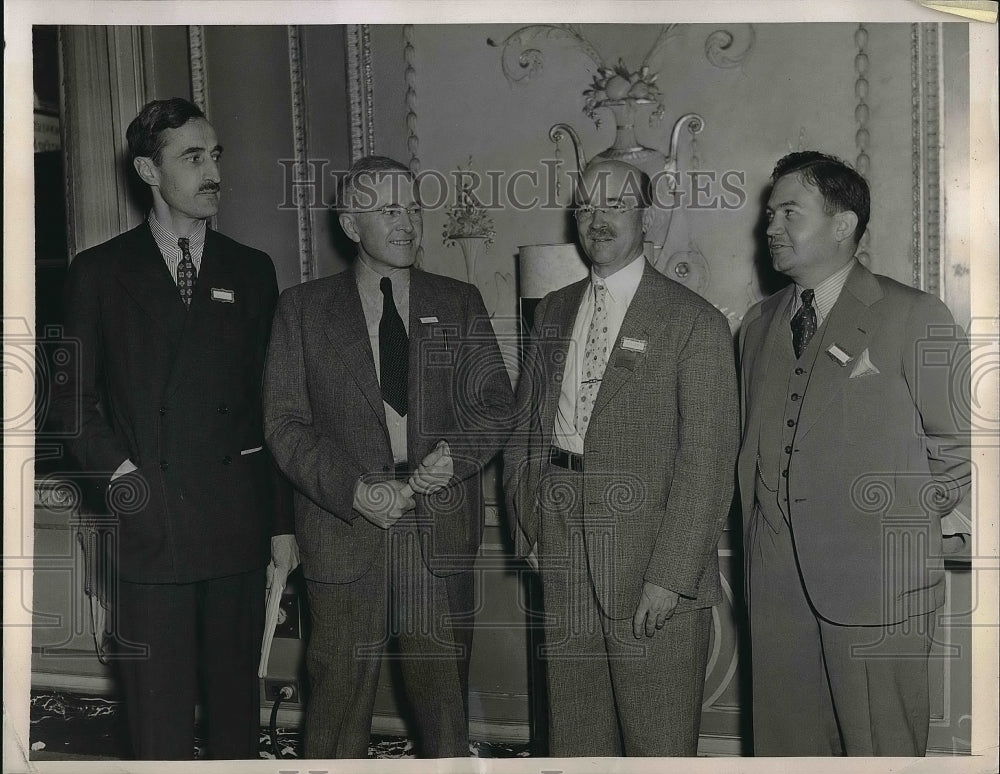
[
  {"xmin": 51, "ymin": 98, "xmax": 297, "ymax": 759},
  {"xmin": 263, "ymin": 155, "xmax": 514, "ymax": 758},
  {"xmin": 738, "ymin": 151, "xmax": 970, "ymax": 755},
  {"xmin": 504, "ymin": 159, "xmax": 738, "ymax": 755}
]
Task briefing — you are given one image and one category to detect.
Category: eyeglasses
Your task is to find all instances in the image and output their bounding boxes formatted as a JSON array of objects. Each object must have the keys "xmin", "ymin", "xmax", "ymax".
[
  {"xmin": 344, "ymin": 205, "xmax": 423, "ymax": 219},
  {"xmin": 573, "ymin": 203, "xmax": 643, "ymax": 219}
]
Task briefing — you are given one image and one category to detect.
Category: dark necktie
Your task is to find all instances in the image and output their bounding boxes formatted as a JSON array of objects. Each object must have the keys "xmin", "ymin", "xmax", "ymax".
[
  {"xmin": 790, "ymin": 288, "xmax": 817, "ymax": 358},
  {"xmin": 177, "ymin": 237, "xmax": 197, "ymax": 308},
  {"xmin": 379, "ymin": 277, "xmax": 408, "ymax": 416}
]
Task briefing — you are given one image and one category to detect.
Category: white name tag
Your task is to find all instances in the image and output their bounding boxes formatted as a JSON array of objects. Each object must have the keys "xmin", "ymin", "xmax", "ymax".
[
  {"xmin": 420, "ymin": 316, "xmax": 439, "ymax": 324},
  {"xmin": 826, "ymin": 344, "xmax": 852, "ymax": 366},
  {"xmin": 211, "ymin": 288, "xmax": 235, "ymax": 303},
  {"xmin": 621, "ymin": 337, "xmax": 647, "ymax": 353}
]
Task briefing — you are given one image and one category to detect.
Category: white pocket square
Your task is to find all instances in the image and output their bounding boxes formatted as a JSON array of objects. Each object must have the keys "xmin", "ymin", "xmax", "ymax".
[
  {"xmin": 240, "ymin": 446, "xmax": 263, "ymax": 456},
  {"xmin": 849, "ymin": 348, "xmax": 880, "ymax": 378}
]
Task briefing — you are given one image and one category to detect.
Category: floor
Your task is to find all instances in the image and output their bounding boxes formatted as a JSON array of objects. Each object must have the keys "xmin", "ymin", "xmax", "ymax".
[{"xmin": 28, "ymin": 691, "xmax": 532, "ymax": 761}]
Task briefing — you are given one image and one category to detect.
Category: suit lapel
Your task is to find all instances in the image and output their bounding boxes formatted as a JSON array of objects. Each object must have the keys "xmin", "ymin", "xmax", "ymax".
[
  {"xmin": 797, "ymin": 263, "xmax": 883, "ymax": 438},
  {"xmin": 743, "ymin": 286, "xmax": 794, "ymax": 449},
  {"xmin": 591, "ymin": 265, "xmax": 668, "ymax": 420},
  {"xmin": 320, "ymin": 271, "xmax": 388, "ymax": 437},
  {"xmin": 539, "ymin": 280, "xmax": 588, "ymax": 444},
  {"xmin": 115, "ymin": 224, "xmax": 186, "ymax": 345}
]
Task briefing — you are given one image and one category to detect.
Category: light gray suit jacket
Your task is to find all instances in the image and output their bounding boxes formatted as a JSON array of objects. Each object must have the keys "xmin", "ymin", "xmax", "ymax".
[
  {"xmin": 263, "ymin": 267, "xmax": 514, "ymax": 584},
  {"xmin": 505, "ymin": 261, "xmax": 739, "ymax": 619},
  {"xmin": 737, "ymin": 262, "xmax": 971, "ymax": 625}
]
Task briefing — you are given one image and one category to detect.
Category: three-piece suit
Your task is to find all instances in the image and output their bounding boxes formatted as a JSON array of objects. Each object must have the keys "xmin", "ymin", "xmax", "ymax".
[{"xmin": 737, "ymin": 261, "xmax": 970, "ymax": 755}]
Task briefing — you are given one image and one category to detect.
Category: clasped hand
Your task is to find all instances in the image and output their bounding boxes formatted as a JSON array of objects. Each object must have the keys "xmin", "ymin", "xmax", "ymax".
[{"xmin": 354, "ymin": 441, "xmax": 453, "ymax": 529}]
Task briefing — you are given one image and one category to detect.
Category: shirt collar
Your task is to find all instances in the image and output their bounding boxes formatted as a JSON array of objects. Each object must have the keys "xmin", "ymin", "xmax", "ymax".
[
  {"xmin": 591, "ymin": 254, "xmax": 646, "ymax": 304},
  {"xmin": 148, "ymin": 212, "xmax": 207, "ymax": 258},
  {"xmin": 794, "ymin": 258, "xmax": 857, "ymax": 322},
  {"xmin": 354, "ymin": 255, "xmax": 411, "ymax": 296}
]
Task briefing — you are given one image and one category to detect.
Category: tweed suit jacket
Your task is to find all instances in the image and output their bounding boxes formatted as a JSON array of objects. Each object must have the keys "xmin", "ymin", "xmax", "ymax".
[
  {"xmin": 737, "ymin": 262, "xmax": 971, "ymax": 625},
  {"xmin": 51, "ymin": 222, "xmax": 293, "ymax": 584},
  {"xmin": 504, "ymin": 261, "xmax": 739, "ymax": 620},
  {"xmin": 263, "ymin": 267, "xmax": 514, "ymax": 584}
]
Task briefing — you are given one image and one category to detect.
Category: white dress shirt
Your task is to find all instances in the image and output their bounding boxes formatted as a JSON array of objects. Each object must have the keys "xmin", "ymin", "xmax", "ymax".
[
  {"xmin": 552, "ymin": 254, "xmax": 647, "ymax": 454},
  {"xmin": 355, "ymin": 257, "xmax": 410, "ymax": 464}
]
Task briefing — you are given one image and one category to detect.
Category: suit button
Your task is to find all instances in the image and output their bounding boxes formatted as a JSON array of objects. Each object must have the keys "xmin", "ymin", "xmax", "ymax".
[
  {"xmin": 791, "ymin": 393, "xmax": 800, "ymax": 401},
  {"xmin": 159, "ymin": 460, "xmax": 169, "ymax": 470},
  {"xmin": 795, "ymin": 367, "xmax": 805, "ymax": 375},
  {"xmin": 218, "ymin": 404, "xmax": 229, "ymax": 415},
  {"xmin": 159, "ymin": 406, "xmax": 168, "ymax": 416},
  {"xmin": 786, "ymin": 419, "xmax": 795, "ymax": 427},
  {"xmin": 782, "ymin": 470, "xmax": 789, "ymax": 478},
  {"xmin": 222, "ymin": 455, "xmax": 232, "ymax": 465},
  {"xmin": 785, "ymin": 445, "xmax": 792, "ymax": 454}
]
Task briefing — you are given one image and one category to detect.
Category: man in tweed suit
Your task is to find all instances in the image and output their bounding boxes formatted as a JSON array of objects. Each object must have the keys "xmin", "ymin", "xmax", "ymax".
[
  {"xmin": 504, "ymin": 160, "xmax": 739, "ymax": 756},
  {"xmin": 263, "ymin": 156, "xmax": 514, "ymax": 758},
  {"xmin": 50, "ymin": 98, "xmax": 297, "ymax": 759},
  {"xmin": 738, "ymin": 151, "xmax": 970, "ymax": 755}
]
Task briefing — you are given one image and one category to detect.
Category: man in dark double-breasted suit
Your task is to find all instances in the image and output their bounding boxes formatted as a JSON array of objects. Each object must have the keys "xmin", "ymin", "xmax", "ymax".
[
  {"xmin": 263, "ymin": 156, "xmax": 514, "ymax": 758},
  {"xmin": 738, "ymin": 151, "xmax": 971, "ymax": 756},
  {"xmin": 504, "ymin": 160, "xmax": 739, "ymax": 756},
  {"xmin": 51, "ymin": 98, "xmax": 297, "ymax": 760}
]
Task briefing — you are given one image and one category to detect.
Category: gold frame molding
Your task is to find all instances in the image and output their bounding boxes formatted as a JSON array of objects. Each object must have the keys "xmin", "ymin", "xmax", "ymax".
[
  {"xmin": 911, "ymin": 22, "xmax": 943, "ymax": 295},
  {"xmin": 346, "ymin": 24, "xmax": 375, "ymax": 163},
  {"xmin": 287, "ymin": 25, "xmax": 317, "ymax": 283}
]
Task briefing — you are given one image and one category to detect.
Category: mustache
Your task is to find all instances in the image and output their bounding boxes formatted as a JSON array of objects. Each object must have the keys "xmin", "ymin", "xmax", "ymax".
[
  {"xmin": 199, "ymin": 183, "xmax": 221, "ymax": 193},
  {"xmin": 587, "ymin": 226, "xmax": 616, "ymax": 239}
]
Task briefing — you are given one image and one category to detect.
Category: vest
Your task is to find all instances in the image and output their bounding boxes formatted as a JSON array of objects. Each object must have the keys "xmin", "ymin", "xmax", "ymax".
[{"xmin": 755, "ymin": 314, "xmax": 826, "ymax": 524}]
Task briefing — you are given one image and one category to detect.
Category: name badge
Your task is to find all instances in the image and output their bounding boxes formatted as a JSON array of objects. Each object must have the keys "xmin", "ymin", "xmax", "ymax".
[
  {"xmin": 420, "ymin": 316, "xmax": 439, "ymax": 324},
  {"xmin": 621, "ymin": 337, "xmax": 647, "ymax": 353},
  {"xmin": 826, "ymin": 343, "xmax": 852, "ymax": 366},
  {"xmin": 211, "ymin": 288, "xmax": 235, "ymax": 303}
]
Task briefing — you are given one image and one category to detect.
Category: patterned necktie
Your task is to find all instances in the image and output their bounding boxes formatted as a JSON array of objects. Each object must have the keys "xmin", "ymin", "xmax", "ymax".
[
  {"xmin": 790, "ymin": 288, "xmax": 817, "ymax": 358},
  {"xmin": 177, "ymin": 237, "xmax": 197, "ymax": 308},
  {"xmin": 379, "ymin": 277, "xmax": 408, "ymax": 416},
  {"xmin": 576, "ymin": 281, "xmax": 610, "ymax": 439}
]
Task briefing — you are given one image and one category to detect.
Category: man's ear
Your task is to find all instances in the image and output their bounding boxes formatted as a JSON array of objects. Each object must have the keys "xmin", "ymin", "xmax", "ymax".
[
  {"xmin": 641, "ymin": 206, "xmax": 654, "ymax": 236},
  {"xmin": 338, "ymin": 212, "xmax": 361, "ymax": 243},
  {"xmin": 133, "ymin": 156, "xmax": 159, "ymax": 187},
  {"xmin": 834, "ymin": 210, "xmax": 859, "ymax": 244}
]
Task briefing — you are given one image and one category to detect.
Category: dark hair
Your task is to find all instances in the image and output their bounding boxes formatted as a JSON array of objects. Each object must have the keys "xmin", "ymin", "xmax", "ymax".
[
  {"xmin": 336, "ymin": 155, "xmax": 413, "ymax": 213},
  {"xmin": 771, "ymin": 151, "xmax": 870, "ymax": 245},
  {"xmin": 126, "ymin": 98, "xmax": 205, "ymax": 166},
  {"xmin": 575, "ymin": 161, "xmax": 653, "ymax": 209}
]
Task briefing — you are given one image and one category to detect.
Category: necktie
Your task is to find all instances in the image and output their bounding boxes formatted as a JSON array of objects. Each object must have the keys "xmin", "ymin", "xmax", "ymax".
[
  {"xmin": 790, "ymin": 288, "xmax": 817, "ymax": 358},
  {"xmin": 379, "ymin": 277, "xmax": 408, "ymax": 416},
  {"xmin": 177, "ymin": 237, "xmax": 197, "ymax": 308},
  {"xmin": 576, "ymin": 281, "xmax": 610, "ymax": 439}
]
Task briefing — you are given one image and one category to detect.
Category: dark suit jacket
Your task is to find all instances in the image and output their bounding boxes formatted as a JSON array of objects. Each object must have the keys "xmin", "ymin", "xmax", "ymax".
[
  {"xmin": 51, "ymin": 222, "xmax": 293, "ymax": 584},
  {"xmin": 737, "ymin": 262, "xmax": 971, "ymax": 625},
  {"xmin": 504, "ymin": 261, "xmax": 739, "ymax": 619},
  {"xmin": 262, "ymin": 267, "xmax": 514, "ymax": 584}
]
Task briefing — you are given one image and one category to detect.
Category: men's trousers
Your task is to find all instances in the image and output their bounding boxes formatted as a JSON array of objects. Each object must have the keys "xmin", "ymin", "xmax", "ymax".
[
  {"xmin": 537, "ymin": 463, "xmax": 712, "ymax": 757},
  {"xmin": 748, "ymin": 501, "xmax": 935, "ymax": 756},
  {"xmin": 115, "ymin": 567, "xmax": 265, "ymax": 760},
  {"xmin": 303, "ymin": 520, "xmax": 475, "ymax": 759}
]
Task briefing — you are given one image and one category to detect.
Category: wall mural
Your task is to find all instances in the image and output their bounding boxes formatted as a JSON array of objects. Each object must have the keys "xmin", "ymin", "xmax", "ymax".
[{"xmin": 489, "ymin": 24, "xmax": 714, "ymax": 299}]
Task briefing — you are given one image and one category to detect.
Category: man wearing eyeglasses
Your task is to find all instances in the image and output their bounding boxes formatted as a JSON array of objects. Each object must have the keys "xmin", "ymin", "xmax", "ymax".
[
  {"xmin": 504, "ymin": 159, "xmax": 738, "ymax": 756},
  {"xmin": 263, "ymin": 155, "xmax": 514, "ymax": 758}
]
